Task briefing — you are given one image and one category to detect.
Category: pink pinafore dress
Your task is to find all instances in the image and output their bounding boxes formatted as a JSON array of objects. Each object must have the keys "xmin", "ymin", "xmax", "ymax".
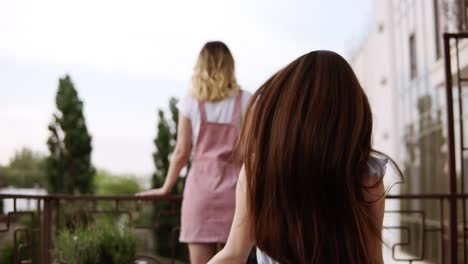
[{"xmin": 179, "ymin": 92, "xmax": 243, "ymax": 243}]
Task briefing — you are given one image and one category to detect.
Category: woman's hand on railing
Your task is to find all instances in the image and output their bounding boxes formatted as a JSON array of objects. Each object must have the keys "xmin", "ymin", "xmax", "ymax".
[{"xmin": 135, "ymin": 188, "xmax": 169, "ymax": 197}]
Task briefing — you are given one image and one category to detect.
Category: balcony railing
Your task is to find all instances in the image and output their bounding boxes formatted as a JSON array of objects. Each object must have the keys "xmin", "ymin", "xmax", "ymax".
[
  {"xmin": 1, "ymin": 193, "xmax": 468, "ymax": 264},
  {"xmin": 385, "ymin": 194, "xmax": 468, "ymax": 263},
  {"xmin": 0, "ymin": 193, "xmax": 185, "ymax": 264}
]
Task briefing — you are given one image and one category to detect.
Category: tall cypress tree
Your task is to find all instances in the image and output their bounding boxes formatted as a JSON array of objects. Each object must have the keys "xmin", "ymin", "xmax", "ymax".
[
  {"xmin": 151, "ymin": 109, "xmax": 172, "ymax": 189},
  {"xmin": 46, "ymin": 75, "xmax": 95, "ymax": 194},
  {"xmin": 152, "ymin": 97, "xmax": 187, "ymax": 259},
  {"xmin": 152, "ymin": 97, "xmax": 187, "ymax": 191}
]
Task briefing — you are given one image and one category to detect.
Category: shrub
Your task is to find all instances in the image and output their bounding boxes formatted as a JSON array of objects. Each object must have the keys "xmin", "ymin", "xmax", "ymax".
[
  {"xmin": 0, "ymin": 241, "xmax": 14, "ymax": 264},
  {"xmin": 54, "ymin": 225, "xmax": 100, "ymax": 264},
  {"xmin": 98, "ymin": 221, "xmax": 138, "ymax": 263},
  {"xmin": 54, "ymin": 220, "xmax": 138, "ymax": 264}
]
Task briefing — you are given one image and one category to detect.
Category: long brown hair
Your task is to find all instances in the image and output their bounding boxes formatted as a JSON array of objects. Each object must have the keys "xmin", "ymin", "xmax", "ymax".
[
  {"xmin": 239, "ymin": 50, "xmax": 382, "ymax": 263},
  {"xmin": 192, "ymin": 41, "xmax": 241, "ymax": 101}
]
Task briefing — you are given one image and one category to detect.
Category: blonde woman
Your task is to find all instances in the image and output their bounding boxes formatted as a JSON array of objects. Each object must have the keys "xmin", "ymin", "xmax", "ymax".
[{"xmin": 137, "ymin": 41, "xmax": 251, "ymax": 263}]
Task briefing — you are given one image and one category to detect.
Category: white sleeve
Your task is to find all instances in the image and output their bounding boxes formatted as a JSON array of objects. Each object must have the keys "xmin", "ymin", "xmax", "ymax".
[
  {"xmin": 367, "ymin": 157, "xmax": 388, "ymax": 177},
  {"xmin": 177, "ymin": 96, "xmax": 195, "ymax": 120}
]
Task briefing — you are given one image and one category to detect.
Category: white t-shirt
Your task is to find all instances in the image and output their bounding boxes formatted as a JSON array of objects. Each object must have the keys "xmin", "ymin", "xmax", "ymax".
[{"xmin": 178, "ymin": 90, "xmax": 252, "ymax": 144}]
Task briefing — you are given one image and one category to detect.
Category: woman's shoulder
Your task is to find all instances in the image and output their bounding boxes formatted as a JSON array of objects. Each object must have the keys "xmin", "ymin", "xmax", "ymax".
[{"xmin": 178, "ymin": 95, "xmax": 198, "ymax": 118}]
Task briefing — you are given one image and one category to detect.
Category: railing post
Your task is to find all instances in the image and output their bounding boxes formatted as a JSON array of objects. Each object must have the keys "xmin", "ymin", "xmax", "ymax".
[
  {"xmin": 41, "ymin": 197, "xmax": 52, "ymax": 264},
  {"xmin": 443, "ymin": 33, "xmax": 458, "ymax": 264}
]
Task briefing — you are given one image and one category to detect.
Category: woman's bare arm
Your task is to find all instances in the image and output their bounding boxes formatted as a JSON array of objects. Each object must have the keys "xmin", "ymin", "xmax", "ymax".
[{"xmin": 136, "ymin": 113, "xmax": 192, "ymax": 196}]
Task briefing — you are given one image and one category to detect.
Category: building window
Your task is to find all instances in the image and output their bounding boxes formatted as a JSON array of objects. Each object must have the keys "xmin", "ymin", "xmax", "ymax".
[
  {"xmin": 409, "ymin": 34, "xmax": 417, "ymax": 79},
  {"xmin": 433, "ymin": 0, "xmax": 441, "ymax": 59},
  {"xmin": 380, "ymin": 77, "xmax": 387, "ymax": 86},
  {"xmin": 378, "ymin": 23, "xmax": 384, "ymax": 33}
]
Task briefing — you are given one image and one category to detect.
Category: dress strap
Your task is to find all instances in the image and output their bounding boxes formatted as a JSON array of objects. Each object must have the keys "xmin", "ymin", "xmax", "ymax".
[
  {"xmin": 231, "ymin": 90, "xmax": 243, "ymax": 125},
  {"xmin": 197, "ymin": 100, "xmax": 207, "ymax": 122}
]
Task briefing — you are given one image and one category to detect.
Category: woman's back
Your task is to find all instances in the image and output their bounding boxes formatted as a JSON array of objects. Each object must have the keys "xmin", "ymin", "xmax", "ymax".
[
  {"xmin": 178, "ymin": 91, "xmax": 252, "ymax": 144},
  {"xmin": 138, "ymin": 41, "xmax": 250, "ymax": 264}
]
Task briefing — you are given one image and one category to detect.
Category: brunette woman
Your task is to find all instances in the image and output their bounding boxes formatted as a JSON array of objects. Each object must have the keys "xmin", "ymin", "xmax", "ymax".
[{"xmin": 209, "ymin": 50, "xmax": 395, "ymax": 264}]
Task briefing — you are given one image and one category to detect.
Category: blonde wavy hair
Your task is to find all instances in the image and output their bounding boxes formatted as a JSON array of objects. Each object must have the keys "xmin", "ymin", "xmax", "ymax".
[{"xmin": 191, "ymin": 41, "xmax": 241, "ymax": 102}]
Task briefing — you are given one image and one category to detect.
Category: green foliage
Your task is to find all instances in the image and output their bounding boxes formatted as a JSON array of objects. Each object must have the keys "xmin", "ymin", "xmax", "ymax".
[
  {"xmin": 96, "ymin": 221, "xmax": 138, "ymax": 264},
  {"xmin": 0, "ymin": 241, "xmax": 14, "ymax": 264},
  {"xmin": 152, "ymin": 109, "xmax": 172, "ymax": 189},
  {"xmin": 54, "ymin": 220, "xmax": 138, "ymax": 264},
  {"xmin": 94, "ymin": 170, "xmax": 142, "ymax": 195},
  {"xmin": 15, "ymin": 214, "xmax": 40, "ymax": 263},
  {"xmin": 2, "ymin": 148, "xmax": 47, "ymax": 188},
  {"xmin": 0, "ymin": 165, "xmax": 5, "ymax": 214},
  {"xmin": 46, "ymin": 75, "xmax": 95, "ymax": 194},
  {"xmin": 0, "ymin": 165, "xmax": 6, "ymax": 187},
  {"xmin": 152, "ymin": 97, "xmax": 187, "ymax": 192},
  {"xmin": 19, "ymin": 214, "xmax": 35, "ymax": 229},
  {"xmin": 54, "ymin": 224, "xmax": 100, "ymax": 263},
  {"xmin": 151, "ymin": 97, "xmax": 188, "ymax": 259}
]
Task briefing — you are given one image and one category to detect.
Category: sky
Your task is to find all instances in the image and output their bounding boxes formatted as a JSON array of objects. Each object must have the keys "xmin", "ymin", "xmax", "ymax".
[{"xmin": 0, "ymin": 0, "xmax": 373, "ymax": 179}]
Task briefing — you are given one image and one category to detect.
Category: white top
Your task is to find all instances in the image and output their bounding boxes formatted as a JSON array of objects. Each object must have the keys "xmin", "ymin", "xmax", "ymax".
[{"xmin": 178, "ymin": 90, "xmax": 252, "ymax": 144}]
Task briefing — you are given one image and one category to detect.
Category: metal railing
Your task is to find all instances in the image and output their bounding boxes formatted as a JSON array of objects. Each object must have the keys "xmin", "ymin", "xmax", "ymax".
[
  {"xmin": 385, "ymin": 194, "xmax": 468, "ymax": 263},
  {"xmin": 1, "ymin": 193, "xmax": 468, "ymax": 263},
  {"xmin": 0, "ymin": 193, "xmax": 185, "ymax": 264}
]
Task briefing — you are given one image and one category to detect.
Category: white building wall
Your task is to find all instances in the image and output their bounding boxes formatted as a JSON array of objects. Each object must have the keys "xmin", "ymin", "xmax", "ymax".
[
  {"xmin": 352, "ymin": 0, "xmax": 468, "ymax": 262},
  {"xmin": 351, "ymin": 0, "xmax": 401, "ymax": 191},
  {"xmin": 349, "ymin": 0, "xmax": 468, "ymax": 262},
  {"xmin": 352, "ymin": 0, "xmax": 466, "ymax": 190}
]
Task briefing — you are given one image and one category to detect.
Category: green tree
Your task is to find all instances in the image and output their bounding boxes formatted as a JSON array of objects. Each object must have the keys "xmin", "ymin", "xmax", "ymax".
[
  {"xmin": 2, "ymin": 148, "xmax": 47, "ymax": 188},
  {"xmin": 46, "ymin": 75, "xmax": 95, "ymax": 194},
  {"xmin": 0, "ymin": 165, "xmax": 8, "ymax": 187},
  {"xmin": 0, "ymin": 165, "xmax": 4, "ymax": 214},
  {"xmin": 152, "ymin": 97, "xmax": 187, "ymax": 192},
  {"xmin": 0, "ymin": 242, "xmax": 14, "ymax": 264},
  {"xmin": 94, "ymin": 170, "xmax": 141, "ymax": 195},
  {"xmin": 152, "ymin": 110, "xmax": 172, "ymax": 189},
  {"xmin": 152, "ymin": 97, "xmax": 187, "ymax": 259}
]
